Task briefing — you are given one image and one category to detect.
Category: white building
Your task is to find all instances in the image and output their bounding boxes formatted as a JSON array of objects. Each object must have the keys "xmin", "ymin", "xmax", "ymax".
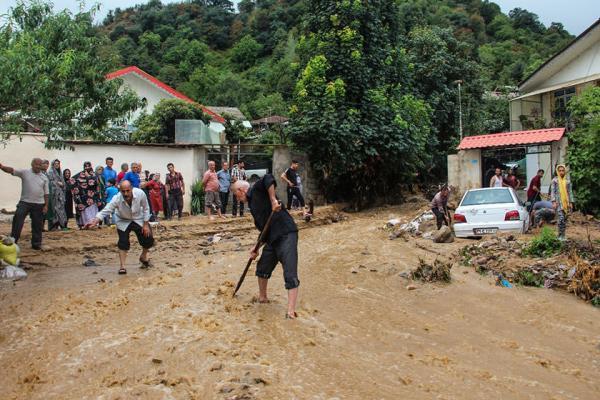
[
  {"xmin": 106, "ymin": 66, "xmax": 226, "ymax": 136},
  {"xmin": 510, "ymin": 19, "xmax": 600, "ymax": 131}
]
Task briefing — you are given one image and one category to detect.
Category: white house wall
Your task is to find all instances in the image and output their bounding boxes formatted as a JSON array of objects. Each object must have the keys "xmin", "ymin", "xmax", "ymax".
[
  {"xmin": 0, "ymin": 134, "xmax": 207, "ymax": 212},
  {"xmin": 119, "ymin": 74, "xmax": 173, "ymax": 124},
  {"xmin": 542, "ymin": 42, "xmax": 600, "ymax": 89}
]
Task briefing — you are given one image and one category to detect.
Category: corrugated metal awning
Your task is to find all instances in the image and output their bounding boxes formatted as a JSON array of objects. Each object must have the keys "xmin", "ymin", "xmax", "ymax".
[{"xmin": 457, "ymin": 128, "xmax": 565, "ymax": 150}]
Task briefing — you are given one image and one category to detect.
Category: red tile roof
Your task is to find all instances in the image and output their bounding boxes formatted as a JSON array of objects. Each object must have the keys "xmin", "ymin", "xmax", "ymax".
[
  {"xmin": 457, "ymin": 128, "xmax": 565, "ymax": 150},
  {"xmin": 106, "ymin": 66, "xmax": 225, "ymax": 123}
]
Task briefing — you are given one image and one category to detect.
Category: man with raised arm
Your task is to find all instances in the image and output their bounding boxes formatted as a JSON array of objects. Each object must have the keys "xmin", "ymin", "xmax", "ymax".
[{"xmin": 0, "ymin": 158, "xmax": 49, "ymax": 250}]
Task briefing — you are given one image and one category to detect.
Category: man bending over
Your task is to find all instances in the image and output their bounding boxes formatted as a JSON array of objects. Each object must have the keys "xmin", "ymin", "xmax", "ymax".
[
  {"xmin": 232, "ymin": 175, "xmax": 300, "ymax": 319},
  {"xmin": 85, "ymin": 180, "xmax": 153, "ymax": 274}
]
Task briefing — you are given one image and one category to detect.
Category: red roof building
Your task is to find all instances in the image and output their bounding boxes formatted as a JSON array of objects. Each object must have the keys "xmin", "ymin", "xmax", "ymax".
[
  {"xmin": 106, "ymin": 66, "xmax": 225, "ymax": 123},
  {"xmin": 457, "ymin": 128, "xmax": 565, "ymax": 150}
]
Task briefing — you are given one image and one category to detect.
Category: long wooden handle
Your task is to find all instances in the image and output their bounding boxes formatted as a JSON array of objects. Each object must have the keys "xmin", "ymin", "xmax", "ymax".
[{"xmin": 232, "ymin": 211, "xmax": 275, "ymax": 297}]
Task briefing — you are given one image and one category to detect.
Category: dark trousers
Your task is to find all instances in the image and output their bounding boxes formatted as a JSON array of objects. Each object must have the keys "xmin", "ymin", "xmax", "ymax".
[
  {"xmin": 432, "ymin": 208, "xmax": 448, "ymax": 230},
  {"xmin": 168, "ymin": 189, "xmax": 184, "ymax": 218},
  {"xmin": 527, "ymin": 192, "xmax": 541, "ymax": 212},
  {"xmin": 287, "ymin": 187, "xmax": 305, "ymax": 210},
  {"xmin": 256, "ymin": 232, "xmax": 299, "ymax": 289},
  {"xmin": 232, "ymin": 196, "xmax": 244, "ymax": 217},
  {"xmin": 117, "ymin": 222, "xmax": 154, "ymax": 251},
  {"xmin": 11, "ymin": 201, "xmax": 44, "ymax": 248},
  {"xmin": 220, "ymin": 191, "xmax": 229, "ymax": 214}
]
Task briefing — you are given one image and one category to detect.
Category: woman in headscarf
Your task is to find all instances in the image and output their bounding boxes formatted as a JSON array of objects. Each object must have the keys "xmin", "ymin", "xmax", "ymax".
[
  {"xmin": 72, "ymin": 162, "xmax": 104, "ymax": 228},
  {"xmin": 550, "ymin": 164, "xmax": 574, "ymax": 241},
  {"xmin": 63, "ymin": 169, "xmax": 75, "ymax": 228},
  {"xmin": 95, "ymin": 165, "xmax": 106, "ymax": 210},
  {"xmin": 47, "ymin": 159, "xmax": 68, "ymax": 230}
]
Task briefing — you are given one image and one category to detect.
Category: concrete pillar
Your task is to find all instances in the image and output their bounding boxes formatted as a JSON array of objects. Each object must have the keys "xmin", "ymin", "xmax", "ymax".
[{"xmin": 272, "ymin": 146, "xmax": 292, "ymax": 201}]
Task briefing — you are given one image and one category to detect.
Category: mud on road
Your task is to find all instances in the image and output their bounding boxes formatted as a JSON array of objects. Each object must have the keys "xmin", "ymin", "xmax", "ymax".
[{"xmin": 1, "ymin": 204, "xmax": 599, "ymax": 399}]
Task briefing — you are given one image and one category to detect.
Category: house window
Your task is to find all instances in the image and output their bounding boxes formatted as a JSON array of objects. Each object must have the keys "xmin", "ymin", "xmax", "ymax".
[{"xmin": 553, "ymin": 86, "xmax": 575, "ymax": 121}]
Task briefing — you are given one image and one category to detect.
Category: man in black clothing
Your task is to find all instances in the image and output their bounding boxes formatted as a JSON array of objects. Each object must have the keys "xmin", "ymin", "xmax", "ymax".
[
  {"xmin": 281, "ymin": 160, "xmax": 306, "ymax": 211},
  {"xmin": 232, "ymin": 174, "xmax": 300, "ymax": 319}
]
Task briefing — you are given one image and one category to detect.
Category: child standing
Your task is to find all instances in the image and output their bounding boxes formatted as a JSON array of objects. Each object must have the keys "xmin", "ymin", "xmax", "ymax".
[
  {"xmin": 146, "ymin": 173, "xmax": 165, "ymax": 221},
  {"xmin": 104, "ymin": 178, "xmax": 119, "ymax": 226}
]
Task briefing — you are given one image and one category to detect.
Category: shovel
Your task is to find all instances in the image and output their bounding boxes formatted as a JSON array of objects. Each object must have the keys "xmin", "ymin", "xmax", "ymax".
[{"xmin": 232, "ymin": 210, "xmax": 275, "ymax": 297}]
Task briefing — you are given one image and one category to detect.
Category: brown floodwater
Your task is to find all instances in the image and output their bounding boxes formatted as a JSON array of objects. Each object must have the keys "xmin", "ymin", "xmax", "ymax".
[{"xmin": 0, "ymin": 205, "xmax": 598, "ymax": 399}]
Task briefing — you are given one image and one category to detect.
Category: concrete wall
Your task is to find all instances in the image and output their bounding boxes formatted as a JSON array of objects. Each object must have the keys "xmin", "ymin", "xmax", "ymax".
[
  {"xmin": 272, "ymin": 146, "xmax": 324, "ymax": 206},
  {"xmin": 0, "ymin": 134, "xmax": 207, "ymax": 211},
  {"xmin": 447, "ymin": 149, "xmax": 482, "ymax": 193}
]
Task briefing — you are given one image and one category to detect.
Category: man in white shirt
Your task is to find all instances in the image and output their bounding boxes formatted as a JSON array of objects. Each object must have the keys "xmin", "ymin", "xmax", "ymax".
[
  {"xmin": 85, "ymin": 180, "xmax": 153, "ymax": 274},
  {"xmin": 0, "ymin": 158, "xmax": 49, "ymax": 250}
]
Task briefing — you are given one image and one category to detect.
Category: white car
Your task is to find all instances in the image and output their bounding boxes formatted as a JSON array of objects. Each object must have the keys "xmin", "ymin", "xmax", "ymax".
[{"xmin": 453, "ymin": 187, "xmax": 530, "ymax": 238}]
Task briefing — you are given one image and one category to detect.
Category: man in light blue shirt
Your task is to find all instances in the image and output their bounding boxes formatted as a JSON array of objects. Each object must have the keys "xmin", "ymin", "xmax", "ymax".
[
  {"xmin": 217, "ymin": 161, "xmax": 232, "ymax": 214},
  {"xmin": 103, "ymin": 157, "xmax": 117, "ymax": 183},
  {"xmin": 86, "ymin": 180, "xmax": 153, "ymax": 275}
]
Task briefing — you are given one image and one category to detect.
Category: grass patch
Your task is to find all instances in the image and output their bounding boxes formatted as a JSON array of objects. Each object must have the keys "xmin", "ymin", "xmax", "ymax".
[
  {"xmin": 514, "ymin": 270, "xmax": 544, "ymax": 287},
  {"xmin": 523, "ymin": 227, "xmax": 563, "ymax": 258}
]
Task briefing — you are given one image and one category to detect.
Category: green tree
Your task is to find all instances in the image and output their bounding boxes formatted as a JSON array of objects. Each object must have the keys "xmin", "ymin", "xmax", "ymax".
[
  {"xmin": 0, "ymin": 1, "xmax": 142, "ymax": 143},
  {"xmin": 230, "ymin": 34, "xmax": 262, "ymax": 71},
  {"xmin": 291, "ymin": 0, "xmax": 433, "ymax": 208},
  {"xmin": 566, "ymin": 86, "xmax": 600, "ymax": 215},
  {"xmin": 406, "ymin": 26, "xmax": 483, "ymax": 175},
  {"xmin": 242, "ymin": 93, "xmax": 287, "ymax": 119},
  {"xmin": 132, "ymin": 99, "xmax": 210, "ymax": 143}
]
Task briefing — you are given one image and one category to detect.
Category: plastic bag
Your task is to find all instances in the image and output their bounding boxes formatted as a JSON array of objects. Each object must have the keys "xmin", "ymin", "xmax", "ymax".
[{"xmin": 0, "ymin": 265, "xmax": 27, "ymax": 280}]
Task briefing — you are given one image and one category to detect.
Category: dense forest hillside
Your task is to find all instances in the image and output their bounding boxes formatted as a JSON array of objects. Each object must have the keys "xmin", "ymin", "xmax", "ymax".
[{"xmin": 101, "ymin": 0, "xmax": 573, "ymax": 126}]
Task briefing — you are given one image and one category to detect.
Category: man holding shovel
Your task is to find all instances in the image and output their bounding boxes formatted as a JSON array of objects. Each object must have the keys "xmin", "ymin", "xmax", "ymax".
[
  {"xmin": 231, "ymin": 174, "xmax": 300, "ymax": 319},
  {"xmin": 431, "ymin": 185, "xmax": 451, "ymax": 230}
]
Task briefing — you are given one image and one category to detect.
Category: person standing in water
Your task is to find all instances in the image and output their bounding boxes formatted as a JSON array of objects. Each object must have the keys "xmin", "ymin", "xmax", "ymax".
[{"xmin": 232, "ymin": 175, "xmax": 300, "ymax": 319}]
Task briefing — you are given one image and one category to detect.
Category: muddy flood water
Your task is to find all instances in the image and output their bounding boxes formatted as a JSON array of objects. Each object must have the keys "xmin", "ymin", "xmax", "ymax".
[{"xmin": 1, "ymin": 204, "xmax": 599, "ymax": 399}]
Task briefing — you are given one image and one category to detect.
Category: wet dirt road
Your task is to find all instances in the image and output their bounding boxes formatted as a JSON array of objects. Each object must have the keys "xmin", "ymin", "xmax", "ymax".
[{"xmin": 1, "ymin": 205, "xmax": 599, "ymax": 399}]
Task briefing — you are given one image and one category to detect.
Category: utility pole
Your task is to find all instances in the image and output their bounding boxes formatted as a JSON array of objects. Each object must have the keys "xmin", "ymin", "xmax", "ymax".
[{"xmin": 455, "ymin": 80, "xmax": 464, "ymax": 140}]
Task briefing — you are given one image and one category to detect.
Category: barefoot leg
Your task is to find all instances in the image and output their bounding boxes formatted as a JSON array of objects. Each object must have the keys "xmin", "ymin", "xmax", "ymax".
[
  {"xmin": 287, "ymin": 287, "xmax": 298, "ymax": 318},
  {"xmin": 258, "ymin": 277, "xmax": 269, "ymax": 302}
]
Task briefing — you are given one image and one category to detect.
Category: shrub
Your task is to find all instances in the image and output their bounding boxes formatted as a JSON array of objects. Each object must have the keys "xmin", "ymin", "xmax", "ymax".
[
  {"xmin": 523, "ymin": 226, "xmax": 563, "ymax": 257},
  {"xmin": 190, "ymin": 180, "xmax": 205, "ymax": 215},
  {"xmin": 514, "ymin": 270, "xmax": 544, "ymax": 287}
]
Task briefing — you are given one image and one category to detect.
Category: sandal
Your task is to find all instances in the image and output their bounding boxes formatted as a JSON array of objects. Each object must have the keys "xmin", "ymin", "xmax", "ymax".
[
  {"xmin": 285, "ymin": 312, "xmax": 298, "ymax": 320},
  {"xmin": 118, "ymin": 267, "xmax": 127, "ymax": 275}
]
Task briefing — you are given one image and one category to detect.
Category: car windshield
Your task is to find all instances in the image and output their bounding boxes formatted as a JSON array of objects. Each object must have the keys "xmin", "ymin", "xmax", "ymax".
[{"xmin": 461, "ymin": 189, "xmax": 514, "ymax": 206}]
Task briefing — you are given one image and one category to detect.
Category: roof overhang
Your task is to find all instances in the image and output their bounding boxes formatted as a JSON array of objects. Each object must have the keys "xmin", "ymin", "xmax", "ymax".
[
  {"xmin": 519, "ymin": 19, "xmax": 600, "ymax": 93},
  {"xmin": 512, "ymin": 73, "xmax": 600, "ymax": 100},
  {"xmin": 457, "ymin": 128, "xmax": 565, "ymax": 150}
]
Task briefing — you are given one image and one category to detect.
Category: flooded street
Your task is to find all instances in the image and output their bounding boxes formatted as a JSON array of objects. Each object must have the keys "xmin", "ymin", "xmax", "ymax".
[{"xmin": 1, "ymin": 205, "xmax": 599, "ymax": 399}]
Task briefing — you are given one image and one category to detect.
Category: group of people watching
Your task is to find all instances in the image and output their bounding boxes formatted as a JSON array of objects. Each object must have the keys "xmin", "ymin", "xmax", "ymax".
[
  {"xmin": 0, "ymin": 157, "xmax": 187, "ymax": 250},
  {"xmin": 488, "ymin": 164, "xmax": 575, "ymax": 240},
  {"xmin": 429, "ymin": 164, "xmax": 575, "ymax": 240},
  {"xmin": 201, "ymin": 159, "xmax": 307, "ymax": 220}
]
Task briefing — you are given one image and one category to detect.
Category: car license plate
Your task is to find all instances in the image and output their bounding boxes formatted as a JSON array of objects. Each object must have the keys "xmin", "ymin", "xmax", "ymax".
[{"xmin": 474, "ymin": 228, "xmax": 498, "ymax": 235}]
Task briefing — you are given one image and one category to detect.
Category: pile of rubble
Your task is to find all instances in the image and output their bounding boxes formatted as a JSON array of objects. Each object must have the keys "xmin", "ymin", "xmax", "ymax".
[
  {"xmin": 386, "ymin": 210, "xmax": 454, "ymax": 243},
  {"xmin": 411, "ymin": 258, "xmax": 452, "ymax": 282},
  {"xmin": 457, "ymin": 234, "xmax": 599, "ymax": 305},
  {"xmin": 386, "ymin": 209, "xmax": 437, "ymax": 238}
]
